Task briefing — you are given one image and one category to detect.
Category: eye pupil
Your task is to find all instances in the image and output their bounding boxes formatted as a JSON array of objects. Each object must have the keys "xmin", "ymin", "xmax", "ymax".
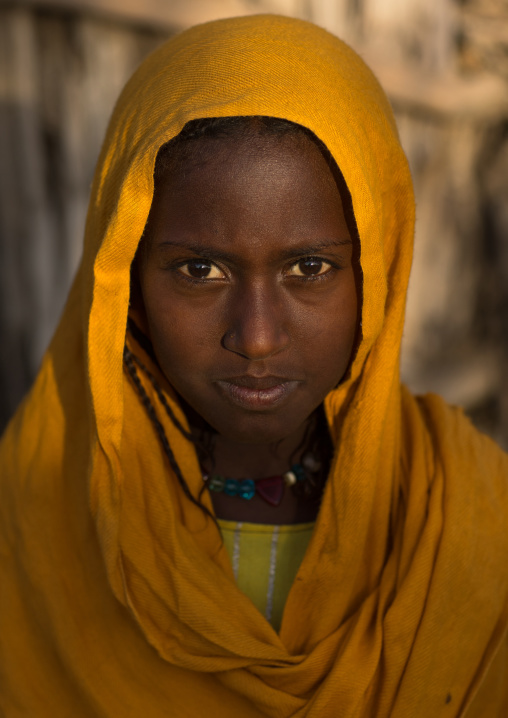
[
  {"xmin": 188, "ymin": 261, "xmax": 211, "ymax": 278},
  {"xmin": 299, "ymin": 258, "xmax": 322, "ymax": 276}
]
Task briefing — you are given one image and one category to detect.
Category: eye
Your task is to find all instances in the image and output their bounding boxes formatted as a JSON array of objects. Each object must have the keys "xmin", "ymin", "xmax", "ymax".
[
  {"xmin": 287, "ymin": 257, "xmax": 332, "ymax": 277},
  {"xmin": 178, "ymin": 260, "xmax": 225, "ymax": 280}
]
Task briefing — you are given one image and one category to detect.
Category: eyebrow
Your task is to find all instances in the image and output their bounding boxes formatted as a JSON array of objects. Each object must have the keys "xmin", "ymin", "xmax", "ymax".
[
  {"xmin": 278, "ymin": 239, "xmax": 353, "ymax": 260},
  {"xmin": 156, "ymin": 238, "xmax": 352, "ymax": 262}
]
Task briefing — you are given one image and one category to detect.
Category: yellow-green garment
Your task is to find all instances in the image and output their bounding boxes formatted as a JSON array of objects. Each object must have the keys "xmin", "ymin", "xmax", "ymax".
[
  {"xmin": 218, "ymin": 520, "xmax": 315, "ymax": 632},
  {"xmin": 1, "ymin": 14, "xmax": 508, "ymax": 718}
]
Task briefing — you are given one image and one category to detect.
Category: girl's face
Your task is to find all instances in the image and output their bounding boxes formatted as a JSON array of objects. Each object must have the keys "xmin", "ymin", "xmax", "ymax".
[{"xmin": 138, "ymin": 132, "xmax": 359, "ymax": 445}]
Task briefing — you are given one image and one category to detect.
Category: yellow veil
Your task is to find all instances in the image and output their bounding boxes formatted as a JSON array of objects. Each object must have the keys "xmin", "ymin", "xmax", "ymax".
[{"xmin": 1, "ymin": 15, "xmax": 508, "ymax": 717}]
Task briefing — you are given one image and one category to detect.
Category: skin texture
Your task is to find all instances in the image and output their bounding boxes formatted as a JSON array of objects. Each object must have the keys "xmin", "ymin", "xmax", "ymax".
[{"xmin": 137, "ymin": 131, "xmax": 359, "ymax": 522}]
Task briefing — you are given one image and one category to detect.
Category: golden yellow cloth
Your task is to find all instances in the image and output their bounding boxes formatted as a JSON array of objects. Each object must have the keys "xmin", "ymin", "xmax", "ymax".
[
  {"xmin": 218, "ymin": 520, "xmax": 315, "ymax": 632},
  {"xmin": 1, "ymin": 14, "xmax": 508, "ymax": 718}
]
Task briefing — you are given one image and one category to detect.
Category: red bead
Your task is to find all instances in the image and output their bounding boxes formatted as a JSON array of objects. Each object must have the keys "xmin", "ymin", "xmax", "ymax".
[{"xmin": 255, "ymin": 475, "xmax": 284, "ymax": 506}]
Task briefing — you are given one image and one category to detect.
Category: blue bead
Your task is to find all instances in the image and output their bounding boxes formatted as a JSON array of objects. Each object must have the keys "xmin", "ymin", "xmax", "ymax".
[
  {"xmin": 208, "ymin": 475, "xmax": 225, "ymax": 492},
  {"xmin": 291, "ymin": 464, "xmax": 306, "ymax": 482},
  {"xmin": 224, "ymin": 479, "xmax": 239, "ymax": 497},
  {"xmin": 239, "ymin": 479, "xmax": 256, "ymax": 500}
]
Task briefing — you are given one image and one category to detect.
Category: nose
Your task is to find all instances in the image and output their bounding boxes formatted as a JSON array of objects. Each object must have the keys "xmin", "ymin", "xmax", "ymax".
[{"xmin": 222, "ymin": 282, "xmax": 290, "ymax": 360}]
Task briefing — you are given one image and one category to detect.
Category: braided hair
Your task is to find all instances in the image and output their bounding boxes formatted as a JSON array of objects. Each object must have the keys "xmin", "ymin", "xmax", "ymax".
[{"xmin": 123, "ymin": 344, "xmax": 216, "ymax": 521}]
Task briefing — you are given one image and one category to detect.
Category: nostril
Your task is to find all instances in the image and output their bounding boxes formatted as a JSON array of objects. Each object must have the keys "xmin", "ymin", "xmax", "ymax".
[
  {"xmin": 222, "ymin": 323, "xmax": 289, "ymax": 360},
  {"xmin": 222, "ymin": 287, "xmax": 290, "ymax": 360}
]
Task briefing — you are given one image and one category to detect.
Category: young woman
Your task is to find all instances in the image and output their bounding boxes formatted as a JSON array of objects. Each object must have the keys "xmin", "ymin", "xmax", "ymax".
[{"xmin": 1, "ymin": 14, "xmax": 507, "ymax": 718}]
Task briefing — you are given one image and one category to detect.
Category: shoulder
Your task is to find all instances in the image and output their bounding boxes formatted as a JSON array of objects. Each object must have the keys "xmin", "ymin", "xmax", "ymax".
[{"xmin": 401, "ymin": 386, "xmax": 508, "ymax": 483}]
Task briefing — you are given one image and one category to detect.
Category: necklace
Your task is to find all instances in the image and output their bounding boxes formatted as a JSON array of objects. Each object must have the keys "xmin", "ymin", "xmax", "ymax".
[{"xmin": 202, "ymin": 453, "xmax": 321, "ymax": 507}]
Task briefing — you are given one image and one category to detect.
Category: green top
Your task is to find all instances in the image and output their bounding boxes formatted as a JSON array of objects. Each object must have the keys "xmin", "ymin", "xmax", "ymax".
[{"xmin": 218, "ymin": 519, "xmax": 315, "ymax": 632}]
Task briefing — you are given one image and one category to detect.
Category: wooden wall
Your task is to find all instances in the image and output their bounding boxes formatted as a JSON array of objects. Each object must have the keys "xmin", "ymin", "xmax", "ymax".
[{"xmin": 0, "ymin": 6, "xmax": 168, "ymax": 428}]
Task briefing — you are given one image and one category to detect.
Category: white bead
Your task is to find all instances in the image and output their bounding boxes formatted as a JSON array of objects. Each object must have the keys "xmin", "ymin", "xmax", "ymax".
[{"xmin": 284, "ymin": 471, "xmax": 297, "ymax": 486}]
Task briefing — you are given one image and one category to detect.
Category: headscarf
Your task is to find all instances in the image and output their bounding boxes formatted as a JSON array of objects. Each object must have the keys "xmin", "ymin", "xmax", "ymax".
[{"xmin": 1, "ymin": 14, "xmax": 507, "ymax": 718}]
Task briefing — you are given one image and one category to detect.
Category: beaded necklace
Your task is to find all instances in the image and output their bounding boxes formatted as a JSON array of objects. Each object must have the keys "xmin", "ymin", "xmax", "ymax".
[{"xmin": 202, "ymin": 453, "xmax": 321, "ymax": 507}]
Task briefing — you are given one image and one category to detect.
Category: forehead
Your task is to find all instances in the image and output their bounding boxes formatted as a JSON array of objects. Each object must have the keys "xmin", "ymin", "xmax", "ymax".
[{"xmin": 147, "ymin": 131, "xmax": 352, "ymax": 243}]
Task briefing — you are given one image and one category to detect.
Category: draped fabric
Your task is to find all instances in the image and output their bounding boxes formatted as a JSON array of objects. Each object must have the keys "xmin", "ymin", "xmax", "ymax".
[{"xmin": 1, "ymin": 14, "xmax": 508, "ymax": 718}]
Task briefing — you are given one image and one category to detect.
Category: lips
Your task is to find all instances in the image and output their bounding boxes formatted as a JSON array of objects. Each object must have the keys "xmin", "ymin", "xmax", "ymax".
[{"xmin": 215, "ymin": 376, "xmax": 301, "ymax": 410}]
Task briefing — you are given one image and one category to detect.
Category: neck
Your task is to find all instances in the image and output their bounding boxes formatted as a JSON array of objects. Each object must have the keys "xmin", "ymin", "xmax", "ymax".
[
  {"xmin": 190, "ymin": 407, "xmax": 332, "ymax": 525},
  {"xmin": 206, "ymin": 421, "xmax": 310, "ymax": 479}
]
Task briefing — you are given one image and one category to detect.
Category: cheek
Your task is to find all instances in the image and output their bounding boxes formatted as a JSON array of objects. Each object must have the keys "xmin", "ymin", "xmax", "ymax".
[
  {"xmin": 142, "ymin": 287, "xmax": 221, "ymax": 377},
  {"xmin": 303, "ymin": 283, "xmax": 358, "ymax": 383},
  {"xmin": 149, "ymin": 312, "xmax": 208, "ymax": 367}
]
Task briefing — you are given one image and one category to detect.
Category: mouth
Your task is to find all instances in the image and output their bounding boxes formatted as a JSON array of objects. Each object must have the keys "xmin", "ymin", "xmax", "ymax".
[{"xmin": 215, "ymin": 376, "xmax": 301, "ymax": 411}]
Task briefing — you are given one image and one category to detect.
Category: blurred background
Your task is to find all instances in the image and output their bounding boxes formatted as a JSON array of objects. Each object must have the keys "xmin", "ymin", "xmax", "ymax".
[{"xmin": 1, "ymin": 0, "xmax": 507, "ymax": 447}]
